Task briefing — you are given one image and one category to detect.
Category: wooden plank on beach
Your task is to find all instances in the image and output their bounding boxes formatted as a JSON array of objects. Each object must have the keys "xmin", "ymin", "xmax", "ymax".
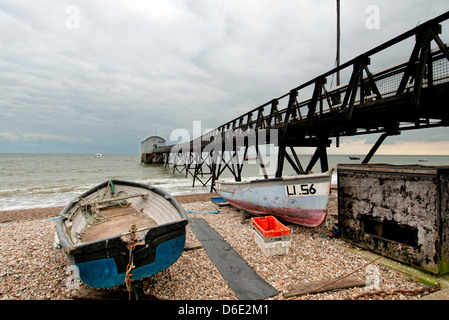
[
  {"xmin": 188, "ymin": 217, "xmax": 280, "ymax": 300},
  {"xmin": 283, "ymin": 276, "xmax": 366, "ymax": 298}
]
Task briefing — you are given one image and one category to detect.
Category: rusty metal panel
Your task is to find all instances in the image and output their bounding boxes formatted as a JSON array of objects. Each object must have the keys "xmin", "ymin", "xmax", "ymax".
[
  {"xmin": 439, "ymin": 171, "xmax": 449, "ymax": 274},
  {"xmin": 338, "ymin": 164, "xmax": 449, "ymax": 275}
]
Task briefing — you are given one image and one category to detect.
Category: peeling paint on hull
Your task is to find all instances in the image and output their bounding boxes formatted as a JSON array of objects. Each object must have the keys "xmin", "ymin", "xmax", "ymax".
[
  {"xmin": 71, "ymin": 235, "xmax": 186, "ymax": 288},
  {"xmin": 226, "ymin": 198, "xmax": 327, "ymax": 227},
  {"xmin": 216, "ymin": 171, "xmax": 333, "ymax": 227}
]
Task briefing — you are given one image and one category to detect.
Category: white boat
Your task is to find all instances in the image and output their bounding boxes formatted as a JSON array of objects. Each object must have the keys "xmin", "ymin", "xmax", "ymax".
[{"xmin": 216, "ymin": 170, "xmax": 333, "ymax": 227}]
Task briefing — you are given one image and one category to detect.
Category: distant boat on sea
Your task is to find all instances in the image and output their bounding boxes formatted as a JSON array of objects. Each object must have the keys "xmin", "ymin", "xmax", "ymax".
[
  {"xmin": 349, "ymin": 155, "xmax": 360, "ymax": 160},
  {"xmin": 95, "ymin": 153, "xmax": 103, "ymax": 158}
]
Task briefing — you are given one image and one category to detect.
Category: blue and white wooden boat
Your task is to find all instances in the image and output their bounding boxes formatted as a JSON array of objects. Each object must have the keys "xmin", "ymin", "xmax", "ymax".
[
  {"xmin": 216, "ymin": 170, "xmax": 333, "ymax": 227},
  {"xmin": 55, "ymin": 180, "xmax": 187, "ymax": 288}
]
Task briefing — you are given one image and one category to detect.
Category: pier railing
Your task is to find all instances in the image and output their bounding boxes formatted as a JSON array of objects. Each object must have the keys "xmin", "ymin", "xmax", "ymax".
[
  {"xmin": 197, "ymin": 11, "xmax": 449, "ymax": 145},
  {"xmin": 151, "ymin": 11, "xmax": 449, "ymax": 189}
]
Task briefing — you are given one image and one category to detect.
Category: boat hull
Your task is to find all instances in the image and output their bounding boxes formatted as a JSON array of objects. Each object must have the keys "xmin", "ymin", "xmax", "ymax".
[
  {"xmin": 56, "ymin": 180, "xmax": 188, "ymax": 288},
  {"xmin": 216, "ymin": 172, "xmax": 332, "ymax": 227},
  {"xmin": 66, "ymin": 233, "xmax": 186, "ymax": 288}
]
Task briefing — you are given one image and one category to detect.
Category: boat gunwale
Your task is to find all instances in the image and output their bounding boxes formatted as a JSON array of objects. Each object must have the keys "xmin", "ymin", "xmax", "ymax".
[
  {"xmin": 216, "ymin": 169, "xmax": 334, "ymax": 186},
  {"xmin": 68, "ymin": 220, "xmax": 188, "ymax": 250},
  {"xmin": 56, "ymin": 179, "xmax": 188, "ymax": 252}
]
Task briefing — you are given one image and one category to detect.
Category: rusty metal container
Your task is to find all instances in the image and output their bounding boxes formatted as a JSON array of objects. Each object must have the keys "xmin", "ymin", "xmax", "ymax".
[{"xmin": 337, "ymin": 164, "xmax": 449, "ymax": 275}]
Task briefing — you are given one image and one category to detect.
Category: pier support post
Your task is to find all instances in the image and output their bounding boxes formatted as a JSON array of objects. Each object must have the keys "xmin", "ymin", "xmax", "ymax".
[
  {"xmin": 275, "ymin": 144, "xmax": 286, "ymax": 178},
  {"xmin": 362, "ymin": 130, "xmax": 399, "ymax": 164}
]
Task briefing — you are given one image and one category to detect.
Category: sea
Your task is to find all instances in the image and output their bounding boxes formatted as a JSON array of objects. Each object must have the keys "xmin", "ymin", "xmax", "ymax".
[{"xmin": 1, "ymin": 153, "xmax": 449, "ymax": 211}]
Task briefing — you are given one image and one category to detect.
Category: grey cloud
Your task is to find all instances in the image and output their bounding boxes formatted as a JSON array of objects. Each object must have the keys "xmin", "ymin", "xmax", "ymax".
[{"xmin": 0, "ymin": 0, "xmax": 448, "ymax": 153}]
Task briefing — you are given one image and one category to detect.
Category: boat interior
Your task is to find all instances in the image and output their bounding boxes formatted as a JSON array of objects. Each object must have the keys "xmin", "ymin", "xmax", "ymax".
[
  {"xmin": 62, "ymin": 184, "xmax": 183, "ymax": 245},
  {"xmin": 80, "ymin": 204, "xmax": 157, "ymax": 242}
]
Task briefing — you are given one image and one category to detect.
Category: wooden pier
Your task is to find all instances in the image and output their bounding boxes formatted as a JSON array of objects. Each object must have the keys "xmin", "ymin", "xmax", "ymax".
[{"xmin": 147, "ymin": 12, "xmax": 449, "ymax": 191}]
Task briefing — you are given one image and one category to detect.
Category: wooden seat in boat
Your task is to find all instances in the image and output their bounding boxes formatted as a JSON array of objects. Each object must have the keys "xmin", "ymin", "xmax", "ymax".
[{"xmin": 81, "ymin": 205, "xmax": 157, "ymax": 243}]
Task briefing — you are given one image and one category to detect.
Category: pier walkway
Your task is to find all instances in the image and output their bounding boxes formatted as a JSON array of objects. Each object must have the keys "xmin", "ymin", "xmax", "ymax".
[{"xmin": 147, "ymin": 12, "xmax": 449, "ymax": 191}]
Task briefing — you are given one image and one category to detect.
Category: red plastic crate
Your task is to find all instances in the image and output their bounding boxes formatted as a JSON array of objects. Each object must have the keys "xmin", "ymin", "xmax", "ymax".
[{"xmin": 251, "ymin": 216, "xmax": 291, "ymax": 238}]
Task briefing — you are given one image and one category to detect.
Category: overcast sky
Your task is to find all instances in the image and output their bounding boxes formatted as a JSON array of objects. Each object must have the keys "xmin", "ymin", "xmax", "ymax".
[{"xmin": 1, "ymin": 0, "xmax": 449, "ymax": 154}]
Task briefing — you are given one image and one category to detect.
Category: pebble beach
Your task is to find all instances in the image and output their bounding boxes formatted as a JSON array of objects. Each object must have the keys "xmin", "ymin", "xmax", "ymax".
[{"xmin": 0, "ymin": 192, "xmax": 435, "ymax": 300}]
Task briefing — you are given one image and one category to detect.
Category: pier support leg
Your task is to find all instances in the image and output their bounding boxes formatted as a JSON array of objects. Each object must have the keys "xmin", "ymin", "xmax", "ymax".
[
  {"xmin": 362, "ymin": 131, "xmax": 399, "ymax": 164},
  {"xmin": 256, "ymin": 144, "xmax": 269, "ymax": 179},
  {"xmin": 306, "ymin": 137, "xmax": 331, "ymax": 173},
  {"xmin": 275, "ymin": 145, "xmax": 286, "ymax": 178}
]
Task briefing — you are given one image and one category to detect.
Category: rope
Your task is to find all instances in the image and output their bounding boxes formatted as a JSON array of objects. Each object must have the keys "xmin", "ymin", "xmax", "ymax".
[
  {"xmin": 125, "ymin": 224, "xmax": 137, "ymax": 300},
  {"xmin": 104, "ymin": 180, "xmax": 111, "ymax": 196},
  {"xmin": 100, "ymin": 190, "xmax": 129, "ymax": 208},
  {"xmin": 78, "ymin": 188, "xmax": 130, "ymax": 226},
  {"xmin": 125, "ymin": 263, "xmax": 135, "ymax": 299},
  {"xmin": 79, "ymin": 203, "xmax": 108, "ymax": 226}
]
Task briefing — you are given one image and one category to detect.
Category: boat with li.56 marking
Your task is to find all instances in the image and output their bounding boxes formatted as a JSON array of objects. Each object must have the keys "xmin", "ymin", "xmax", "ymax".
[{"xmin": 216, "ymin": 170, "xmax": 333, "ymax": 227}]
